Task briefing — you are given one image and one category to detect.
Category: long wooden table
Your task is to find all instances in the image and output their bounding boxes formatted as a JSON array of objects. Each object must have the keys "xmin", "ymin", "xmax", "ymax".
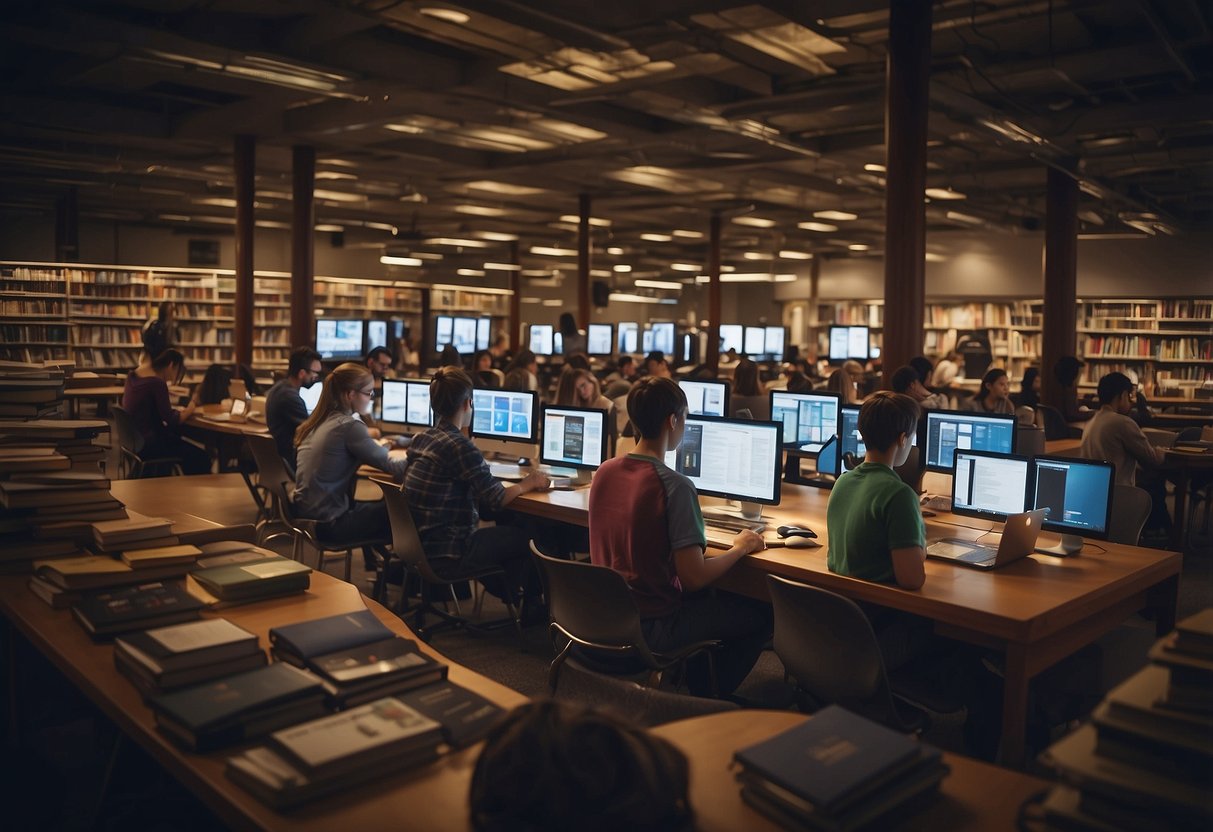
[{"xmin": 512, "ymin": 474, "xmax": 1181, "ymax": 769}]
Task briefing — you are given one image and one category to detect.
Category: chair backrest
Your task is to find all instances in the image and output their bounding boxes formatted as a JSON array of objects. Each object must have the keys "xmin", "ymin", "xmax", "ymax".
[
  {"xmin": 892, "ymin": 446, "xmax": 923, "ymax": 491},
  {"xmin": 1035, "ymin": 403, "xmax": 1071, "ymax": 440},
  {"xmin": 110, "ymin": 405, "xmax": 145, "ymax": 455},
  {"xmin": 530, "ymin": 545, "xmax": 653, "ymax": 656},
  {"xmin": 375, "ymin": 479, "xmax": 442, "ymax": 579},
  {"xmin": 767, "ymin": 574, "xmax": 890, "ymax": 707},
  {"xmin": 1108, "ymin": 484, "xmax": 1151, "ymax": 546},
  {"xmin": 244, "ymin": 433, "xmax": 295, "ymax": 515},
  {"xmin": 553, "ymin": 663, "xmax": 738, "ymax": 727}
]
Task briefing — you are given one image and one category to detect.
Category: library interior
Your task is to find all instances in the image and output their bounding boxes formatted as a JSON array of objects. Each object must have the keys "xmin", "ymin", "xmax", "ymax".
[{"xmin": 1, "ymin": 1, "xmax": 1211, "ymax": 830}]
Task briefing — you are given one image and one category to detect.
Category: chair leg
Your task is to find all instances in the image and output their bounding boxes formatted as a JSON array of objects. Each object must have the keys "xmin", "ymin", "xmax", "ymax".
[
  {"xmin": 343, "ymin": 548, "xmax": 352, "ymax": 583},
  {"xmin": 548, "ymin": 641, "xmax": 574, "ymax": 694},
  {"xmin": 447, "ymin": 584, "xmax": 463, "ymax": 617}
]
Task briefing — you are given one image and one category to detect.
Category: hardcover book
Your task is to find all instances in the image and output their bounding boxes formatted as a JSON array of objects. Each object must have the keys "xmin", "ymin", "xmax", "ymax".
[
  {"xmin": 397, "ymin": 680, "xmax": 506, "ymax": 748},
  {"xmin": 71, "ymin": 580, "xmax": 205, "ymax": 638},
  {"xmin": 190, "ymin": 556, "xmax": 311, "ymax": 601},
  {"xmin": 115, "ymin": 618, "xmax": 261, "ymax": 674},
  {"xmin": 269, "ymin": 608, "xmax": 395, "ymax": 662}
]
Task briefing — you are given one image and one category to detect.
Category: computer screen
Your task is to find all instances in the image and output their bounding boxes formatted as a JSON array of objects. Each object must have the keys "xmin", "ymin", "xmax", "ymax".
[
  {"xmin": 390, "ymin": 320, "xmax": 406, "ymax": 343},
  {"xmin": 529, "ymin": 324, "xmax": 554, "ymax": 356},
  {"xmin": 553, "ymin": 331, "xmax": 563, "ymax": 355},
  {"xmin": 434, "ymin": 315, "xmax": 454, "ymax": 350},
  {"xmin": 770, "ymin": 390, "xmax": 840, "ymax": 453},
  {"xmin": 641, "ymin": 328, "xmax": 653, "ymax": 354},
  {"xmin": 951, "ymin": 449, "xmax": 1030, "ymax": 522},
  {"xmin": 744, "ymin": 326, "xmax": 765, "ymax": 356},
  {"xmin": 828, "ymin": 325, "xmax": 869, "ymax": 361},
  {"xmin": 764, "ymin": 326, "xmax": 785, "ymax": 360},
  {"xmin": 299, "ymin": 381, "xmax": 323, "ymax": 415},
  {"xmin": 452, "ymin": 317, "xmax": 477, "ymax": 355},
  {"xmin": 665, "ymin": 415, "xmax": 782, "ymax": 505},
  {"xmin": 476, "ymin": 318, "xmax": 491, "ymax": 352},
  {"xmin": 680, "ymin": 333, "xmax": 698, "ymax": 365},
  {"xmin": 650, "ymin": 322, "xmax": 675, "ymax": 356},
  {"xmin": 680, "ymin": 379, "xmax": 729, "ymax": 417},
  {"xmin": 719, "ymin": 324, "xmax": 743, "ymax": 354},
  {"xmin": 380, "ymin": 379, "xmax": 409, "ymax": 423},
  {"xmin": 380, "ymin": 379, "xmax": 432, "ymax": 426},
  {"xmin": 365, "ymin": 320, "xmax": 388, "ymax": 352},
  {"xmin": 923, "ymin": 409, "xmax": 1017, "ymax": 473},
  {"xmin": 838, "ymin": 403, "xmax": 866, "ymax": 460},
  {"xmin": 471, "ymin": 389, "xmax": 537, "ymax": 444},
  {"xmin": 315, "ymin": 319, "xmax": 365, "ymax": 359},
  {"xmin": 541, "ymin": 405, "xmax": 607, "ymax": 470},
  {"xmin": 617, "ymin": 322, "xmax": 638, "ymax": 354},
  {"xmin": 1031, "ymin": 455, "xmax": 1114, "ymax": 539},
  {"xmin": 587, "ymin": 323, "xmax": 613, "ymax": 356}
]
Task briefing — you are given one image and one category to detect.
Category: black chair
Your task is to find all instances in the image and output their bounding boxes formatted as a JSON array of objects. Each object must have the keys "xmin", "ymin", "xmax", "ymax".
[
  {"xmin": 111, "ymin": 405, "xmax": 183, "ymax": 478},
  {"xmin": 1036, "ymin": 403, "xmax": 1080, "ymax": 440},
  {"xmin": 530, "ymin": 543, "xmax": 719, "ymax": 695},
  {"xmin": 1107, "ymin": 484, "xmax": 1152, "ymax": 546},
  {"xmin": 552, "ymin": 663, "xmax": 738, "ymax": 727}
]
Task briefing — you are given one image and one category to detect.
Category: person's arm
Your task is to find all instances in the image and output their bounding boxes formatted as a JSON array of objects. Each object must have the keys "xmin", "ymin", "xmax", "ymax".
[
  {"xmin": 343, "ymin": 418, "xmax": 406, "ymax": 478},
  {"xmin": 501, "ymin": 470, "xmax": 550, "ymax": 506},
  {"xmin": 890, "ymin": 546, "xmax": 926, "ymax": 590},
  {"xmin": 887, "ymin": 486, "xmax": 927, "ymax": 590},
  {"xmin": 674, "ymin": 529, "xmax": 764, "ymax": 592},
  {"xmin": 1122, "ymin": 419, "xmax": 1167, "ymax": 467},
  {"xmin": 155, "ymin": 378, "xmax": 195, "ymax": 430}
]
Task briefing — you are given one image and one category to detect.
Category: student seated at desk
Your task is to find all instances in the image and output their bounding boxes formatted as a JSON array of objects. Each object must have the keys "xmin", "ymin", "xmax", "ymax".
[
  {"xmin": 122, "ymin": 348, "xmax": 210, "ymax": 475},
  {"xmin": 404, "ymin": 367, "xmax": 550, "ymax": 603},
  {"xmin": 293, "ymin": 363, "xmax": 407, "ymax": 546},
  {"xmin": 588, "ymin": 377, "xmax": 771, "ymax": 698},
  {"xmin": 503, "ymin": 349, "xmax": 540, "ymax": 394},
  {"xmin": 963, "ymin": 368, "xmax": 1015, "ymax": 415},
  {"xmin": 730, "ymin": 358, "xmax": 771, "ymax": 420},
  {"xmin": 265, "ymin": 347, "xmax": 322, "ymax": 474}
]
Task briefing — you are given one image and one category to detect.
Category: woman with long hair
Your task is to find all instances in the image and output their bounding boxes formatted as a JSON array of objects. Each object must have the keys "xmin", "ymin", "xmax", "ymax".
[
  {"xmin": 1016, "ymin": 367, "xmax": 1041, "ymax": 409},
  {"xmin": 730, "ymin": 358, "xmax": 770, "ymax": 420},
  {"xmin": 293, "ymin": 363, "xmax": 407, "ymax": 544},
  {"xmin": 554, "ymin": 367, "xmax": 612, "ymax": 411},
  {"xmin": 473, "ymin": 349, "xmax": 500, "ymax": 389},
  {"xmin": 967, "ymin": 368, "xmax": 1015, "ymax": 414},
  {"xmin": 825, "ymin": 366, "xmax": 859, "ymax": 405},
  {"xmin": 503, "ymin": 349, "xmax": 540, "ymax": 394},
  {"xmin": 122, "ymin": 349, "xmax": 210, "ymax": 474}
]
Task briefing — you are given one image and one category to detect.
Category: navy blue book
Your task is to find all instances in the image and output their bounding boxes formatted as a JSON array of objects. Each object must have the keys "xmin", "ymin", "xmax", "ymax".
[
  {"xmin": 733, "ymin": 705, "xmax": 925, "ymax": 813},
  {"xmin": 269, "ymin": 608, "xmax": 395, "ymax": 664}
]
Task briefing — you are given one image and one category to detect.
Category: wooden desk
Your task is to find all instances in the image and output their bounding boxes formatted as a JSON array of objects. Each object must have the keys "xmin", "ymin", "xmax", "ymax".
[
  {"xmin": 512, "ymin": 480, "xmax": 1181, "ymax": 768},
  {"xmin": 0, "ymin": 570, "xmax": 523, "ymax": 831},
  {"xmin": 1164, "ymin": 446, "xmax": 1213, "ymax": 550},
  {"xmin": 64, "ymin": 385, "xmax": 125, "ymax": 418},
  {"xmin": 654, "ymin": 711, "xmax": 1049, "ymax": 832},
  {"xmin": 112, "ymin": 473, "xmax": 260, "ymax": 529}
]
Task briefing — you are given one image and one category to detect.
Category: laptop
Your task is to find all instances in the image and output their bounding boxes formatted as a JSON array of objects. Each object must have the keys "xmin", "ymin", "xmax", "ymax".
[{"xmin": 926, "ymin": 509, "xmax": 1047, "ymax": 569}]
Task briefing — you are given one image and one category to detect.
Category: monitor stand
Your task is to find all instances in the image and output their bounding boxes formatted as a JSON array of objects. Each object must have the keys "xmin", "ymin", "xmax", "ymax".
[
  {"xmin": 1034, "ymin": 535, "xmax": 1084, "ymax": 557},
  {"xmin": 538, "ymin": 464, "xmax": 592, "ymax": 486},
  {"xmin": 702, "ymin": 503, "xmax": 767, "ymax": 526},
  {"xmin": 474, "ymin": 437, "xmax": 538, "ymax": 465}
]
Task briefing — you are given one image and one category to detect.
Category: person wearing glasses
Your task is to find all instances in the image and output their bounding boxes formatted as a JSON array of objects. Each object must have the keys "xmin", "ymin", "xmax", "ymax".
[
  {"xmin": 294, "ymin": 363, "xmax": 408, "ymax": 547},
  {"xmin": 266, "ymin": 347, "xmax": 323, "ymax": 474}
]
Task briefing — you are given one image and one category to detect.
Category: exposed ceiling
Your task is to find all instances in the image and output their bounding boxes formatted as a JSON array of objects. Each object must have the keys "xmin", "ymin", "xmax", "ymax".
[{"xmin": 1, "ymin": 0, "xmax": 1210, "ymax": 282}]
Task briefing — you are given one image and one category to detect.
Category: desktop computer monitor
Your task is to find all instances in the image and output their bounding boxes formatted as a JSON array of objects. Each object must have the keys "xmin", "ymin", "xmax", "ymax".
[
  {"xmin": 641, "ymin": 328, "xmax": 654, "ymax": 354},
  {"xmin": 434, "ymin": 315, "xmax": 454, "ymax": 350},
  {"xmin": 476, "ymin": 318, "xmax": 491, "ymax": 352},
  {"xmin": 665, "ymin": 415, "xmax": 782, "ymax": 513},
  {"xmin": 770, "ymin": 390, "xmax": 840, "ymax": 453},
  {"xmin": 587, "ymin": 323, "xmax": 613, "ymax": 356},
  {"xmin": 829, "ymin": 325, "xmax": 870, "ymax": 361},
  {"xmin": 679, "ymin": 379, "xmax": 729, "ymax": 417},
  {"xmin": 452, "ymin": 317, "xmax": 477, "ymax": 355},
  {"xmin": 471, "ymin": 389, "xmax": 537, "ymax": 445},
  {"xmin": 617, "ymin": 322, "xmax": 639, "ymax": 354},
  {"xmin": 299, "ymin": 381, "xmax": 323, "ymax": 416},
  {"xmin": 650, "ymin": 322, "xmax": 675, "ymax": 356},
  {"xmin": 718, "ymin": 324, "xmax": 743, "ymax": 354},
  {"xmin": 923, "ymin": 409, "xmax": 1017, "ymax": 474},
  {"xmin": 838, "ymin": 403, "xmax": 866, "ymax": 461},
  {"xmin": 380, "ymin": 379, "xmax": 432, "ymax": 426},
  {"xmin": 950, "ymin": 449, "xmax": 1030, "ymax": 522},
  {"xmin": 380, "ymin": 379, "xmax": 409, "ymax": 424},
  {"xmin": 541, "ymin": 405, "xmax": 607, "ymax": 471},
  {"xmin": 680, "ymin": 332, "xmax": 699, "ymax": 365},
  {"xmin": 764, "ymin": 326, "xmax": 785, "ymax": 360},
  {"xmin": 529, "ymin": 325, "xmax": 554, "ymax": 356},
  {"xmin": 744, "ymin": 326, "xmax": 765, "ymax": 356},
  {"xmin": 315, "ymin": 319, "xmax": 364, "ymax": 359},
  {"xmin": 1030, "ymin": 455, "xmax": 1115, "ymax": 554},
  {"xmin": 365, "ymin": 320, "xmax": 388, "ymax": 352}
]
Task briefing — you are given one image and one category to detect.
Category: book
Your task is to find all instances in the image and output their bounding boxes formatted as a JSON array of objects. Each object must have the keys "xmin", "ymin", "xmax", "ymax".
[
  {"xmin": 1171, "ymin": 609, "xmax": 1213, "ymax": 660},
  {"xmin": 1104, "ymin": 665, "xmax": 1213, "ymax": 733},
  {"xmin": 71, "ymin": 580, "xmax": 205, "ymax": 638},
  {"xmin": 190, "ymin": 556, "xmax": 312, "ymax": 602},
  {"xmin": 149, "ymin": 663, "xmax": 327, "ymax": 753},
  {"xmin": 120, "ymin": 544, "xmax": 202, "ymax": 568},
  {"xmin": 0, "ymin": 419, "xmax": 108, "ymax": 440},
  {"xmin": 91, "ymin": 512, "xmax": 174, "ymax": 549},
  {"xmin": 268, "ymin": 608, "xmax": 395, "ymax": 664},
  {"xmin": 0, "ymin": 450, "xmax": 70, "ymax": 472},
  {"xmin": 1148, "ymin": 636, "xmax": 1213, "ymax": 713},
  {"xmin": 397, "ymin": 680, "xmax": 506, "ymax": 748},
  {"xmin": 34, "ymin": 554, "xmax": 190, "ymax": 590},
  {"xmin": 115, "ymin": 646, "xmax": 268, "ymax": 699},
  {"xmin": 0, "ymin": 481, "xmax": 119, "ymax": 509},
  {"xmin": 27, "ymin": 574, "xmax": 79, "ymax": 608},
  {"xmin": 305, "ymin": 636, "xmax": 448, "ymax": 709},
  {"xmin": 10, "ymin": 469, "xmax": 109, "ymax": 487},
  {"xmin": 1091, "ymin": 699, "xmax": 1213, "ymax": 783},
  {"xmin": 115, "ymin": 618, "xmax": 261, "ymax": 675}
]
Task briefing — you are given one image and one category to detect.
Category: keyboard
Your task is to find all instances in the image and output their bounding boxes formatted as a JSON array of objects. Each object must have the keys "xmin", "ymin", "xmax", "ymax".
[
  {"xmin": 703, "ymin": 516, "xmax": 766, "ymax": 534},
  {"xmin": 488, "ymin": 463, "xmax": 525, "ymax": 481}
]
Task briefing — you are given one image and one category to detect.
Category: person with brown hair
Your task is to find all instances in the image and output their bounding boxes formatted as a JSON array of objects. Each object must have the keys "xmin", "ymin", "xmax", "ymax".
[
  {"xmin": 122, "ymin": 348, "xmax": 209, "ymax": 474},
  {"xmin": 730, "ymin": 358, "xmax": 770, "ymax": 420},
  {"xmin": 966, "ymin": 368, "xmax": 1015, "ymax": 415},
  {"xmin": 293, "ymin": 362, "xmax": 407, "ymax": 544},
  {"xmin": 470, "ymin": 700, "xmax": 693, "ymax": 832},
  {"xmin": 554, "ymin": 366, "xmax": 613, "ymax": 412}
]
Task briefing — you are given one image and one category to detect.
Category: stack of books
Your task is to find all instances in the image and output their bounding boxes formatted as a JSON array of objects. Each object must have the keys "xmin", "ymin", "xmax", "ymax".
[
  {"xmin": 0, "ymin": 418, "xmax": 110, "ymax": 471},
  {"xmin": 0, "ymin": 360, "xmax": 67, "ymax": 419},
  {"xmin": 188, "ymin": 548, "xmax": 312, "ymax": 604},
  {"xmin": 226, "ymin": 696, "xmax": 447, "ymax": 808},
  {"xmin": 71, "ymin": 579, "xmax": 205, "ymax": 639},
  {"xmin": 114, "ymin": 618, "xmax": 267, "ymax": 698},
  {"xmin": 149, "ymin": 662, "xmax": 328, "ymax": 752},
  {"xmin": 92, "ymin": 511, "xmax": 179, "ymax": 553},
  {"xmin": 1039, "ymin": 609, "xmax": 1213, "ymax": 830},
  {"xmin": 270, "ymin": 609, "xmax": 448, "ymax": 708},
  {"xmin": 733, "ymin": 705, "xmax": 948, "ymax": 831}
]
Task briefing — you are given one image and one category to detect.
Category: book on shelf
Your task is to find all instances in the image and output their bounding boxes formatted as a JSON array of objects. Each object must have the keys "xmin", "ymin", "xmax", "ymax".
[
  {"xmin": 71, "ymin": 580, "xmax": 206, "ymax": 638},
  {"xmin": 1170, "ymin": 609, "xmax": 1213, "ymax": 660},
  {"xmin": 268, "ymin": 608, "xmax": 396, "ymax": 665},
  {"xmin": 0, "ymin": 419, "xmax": 109, "ymax": 440},
  {"xmin": 1039, "ymin": 785, "xmax": 1124, "ymax": 832},
  {"xmin": 0, "ymin": 537, "xmax": 79, "ymax": 572},
  {"xmin": 189, "ymin": 554, "xmax": 312, "ymax": 603},
  {"xmin": 149, "ymin": 662, "xmax": 328, "ymax": 753},
  {"xmin": 8, "ymin": 469, "xmax": 109, "ymax": 487},
  {"xmin": 1147, "ymin": 636, "xmax": 1213, "ymax": 713},
  {"xmin": 0, "ymin": 481, "xmax": 118, "ymax": 509}
]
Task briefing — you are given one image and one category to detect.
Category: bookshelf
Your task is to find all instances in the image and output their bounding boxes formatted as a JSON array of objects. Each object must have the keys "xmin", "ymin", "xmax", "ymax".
[
  {"xmin": 0, "ymin": 266, "xmax": 71, "ymax": 365},
  {"xmin": 1077, "ymin": 298, "xmax": 1213, "ymax": 393}
]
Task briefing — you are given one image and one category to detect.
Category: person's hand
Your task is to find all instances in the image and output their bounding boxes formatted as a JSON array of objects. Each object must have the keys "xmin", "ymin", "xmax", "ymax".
[
  {"xmin": 523, "ymin": 471, "xmax": 551, "ymax": 492},
  {"xmin": 733, "ymin": 528, "xmax": 765, "ymax": 554}
]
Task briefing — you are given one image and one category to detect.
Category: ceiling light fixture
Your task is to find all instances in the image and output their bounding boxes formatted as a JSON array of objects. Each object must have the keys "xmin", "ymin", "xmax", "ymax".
[
  {"xmin": 813, "ymin": 210, "xmax": 857, "ymax": 221},
  {"xmin": 669, "ymin": 263, "xmax": 701, "ymax": 272},
  {"xmin": 613, "ymin": 265, "xmax": 632, "ymax": 273},
  {"xmin": 848, "ymin": 244, "xmax": 870, "ymax": 251},
  {"xmin": 314, "ymin": 189, "xmax": 366, "ymax": 203},
  {"xmin": 639, "ymin": 233, "xmax": 673, "ymax": 242},
  {"xmin": 426, "ymin": 237, "xmax": 490, "ymax": 248},
  {"xmin": 610, "ymin": 292, "xmax": 678, "ymax": 305},
  {"xmin": 465, "ymin": 180, "xmax": 546, "ymax": 196},
  {"xmin": 607, "ymin": 246, "xmax": 624, "ymax": 255},
  {"xmin": 419, "ymin": 7, "xmax": 471, "ymax": 25},
  {"xmin": 455, "ymin": 204, "xmax": 506, "ymax": 217},
  {"xmin": 925, "ymin": 187, "xmax": 966, "ymax": 200},
  {"xmin": 559, "ymin": 214, "xmax": 611, "ymax": 227},
  {"xmin": 477, "ymin": 231, "xmax": 518, "ymax": 242},
  {"xmin": 731, "ymin": 216, "xmax": 776, "ymax": 228},
  {"xmin": 314, "ymin": 224, "xmax": 343, "ymax": 232},
  {"xmin": 380, "ymin": 255, "xmax": 423, "ymax": 266},
  {"xmin": 778, "ymin": 250, "xmax": 813, "ymax": 260},
  {"xmin": 797, "ymin": 221, "xmax": 838, "ymax": 232},
  {"xmin": 635, "ymin": 279, "xmax": 683, "ymax": 290},
  {"xmin": 456, "ymin": 268, "xmax": 486, "ymax": 277},
  {"xmin": 864, "ymin": 163, "xmax": 886, "ymax": 172},
  {"xmin": 483, "ymin": 262, "xmax": 522, "ymax": 271},
  {"xmin": 530, "ymin": 246, "xmax": 578, "ymax": 257},
  {"xmin": 672, "ymin": 229, "xmax": 703, "ymax": 238}
]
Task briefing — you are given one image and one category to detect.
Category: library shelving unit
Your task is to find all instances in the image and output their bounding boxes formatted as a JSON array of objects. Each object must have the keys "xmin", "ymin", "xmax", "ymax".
[
  {"xmin": 313, "ymin": 276, "xmax": 424, "ymax": 352},
  {"xmin": 1077, "ymin": 298, "xmax": 1213, "ymax": 394},
  {"xmin": 430, "ymin": 285, "xmax": 510, "ymax": 349},
  {"xmin": 0, "ymin": 265, "xmax": 71, "ymax": 365}
]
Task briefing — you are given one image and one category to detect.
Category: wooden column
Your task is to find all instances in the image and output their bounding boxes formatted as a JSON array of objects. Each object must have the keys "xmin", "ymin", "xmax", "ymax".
[
  {"xmin": 420, "ymin": 289, "xmax": 432, "ymax": 365},
  {"xmin": 706, "ymin": 212, "xmax": 722, "ymax": 375},
  {"xmin": 508, "ymin": 240, "xmax": 521, "ymax": 353},
  {"xmin": 881, "ymin": 0, "xmax": 932, "ymax": 387},
  {"xmin": 808, "ymin": 255, "xmax": 821, "ymax": 360},
  {"xmin": 233, "ymin": 135, "xmax": 255, "ymax": 369},
  {"xmin": 577, "ymin": 193, "xmax": 591, "ymax": 328},
  {"xmin": 1041, "ymin": 167, "xmax": 1079, "ymax": 408},
  {"xmin": 54, "ymin": 186, "xmax": 79, "ymax": 262},
  {"xmin": 290, "ymin": 145, "xmax": 315, "ymax": 350}
]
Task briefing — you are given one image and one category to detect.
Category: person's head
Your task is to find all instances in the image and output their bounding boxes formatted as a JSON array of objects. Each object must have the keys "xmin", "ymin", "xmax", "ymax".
[
  {"xmin": 288, "ymin": 347, "xmax": 323, "ymax": 388},
  {"xmin": 470, "ymin": 700, "xmax": 693, "ymax": 832},
  {"xmin": 565, "ymin": 353, "xmax": 591, "ymax": 371},
  {"xmin": 150, "ymin": 349, "xmax": 186, "ymax": 384},
  {"xmin": 627, "ymin": 376, "xmax": 687, "ymax": 444},
  {"xmin": 490, "ymin": 333, "xmax": 508, "ymax": 357},
  {"xmin": 1097, "ymin": 371, "xmax": 1136, "ymax": 413},
  {"xmin": 1021, "ymin": 367, "xmax": 1040, "ymax": 394},
  {"xmin": 890, "ymin": 365, "xmax": 929, "ymax": 402},
  {"xmin": 618, "ymin": 355, "xmax": 637, "ymax": 379},
  {"xmin": 366, "ymin": 346, "xmax": 393, "ymax": 379},
  {"xmin": 644, "ymin": 351, "xmax": 670, "ymax": 379},
  {"xmin": 733, "ymin": 358, "xmax": 762, "ymax": 396},
  {"xmin": 858, "ymin": 391, "xmax": 920, "ymax": 465},
  {"xmin": 558, "ymin": 312, "xmax": 578, "ymax": 337},
  {"xmin": 908, "ymin": 356, "xmax": 934, "ymax": 385},
  {"xmin": 474, "ymin": 350, "xmax": 493, "ymax": 372},
  {"xmin": 508, "ymin": 349, "xmax": 537, "ymax": 374},
  {"xmin": 556, "ymin": 367, "xmax": 601, "ymax": 407},
  {"xmin": 195, "ymin": 363, "xmax": 232, "ymax": 405},
  {"xmin": 843, "ymin": 359, "xmax": 865, "ymax": 381},
  {"xmin": 825, "ymin": 368, "xmax": 857, "ymax": 404},
  {"xmin": 430, "ymin": 365, "xmax": 475, "ymax": 427},
  {"xmin": 977, "ymin": 368, "xmax": 1009, "ymax": 402},
  {"xmin": 1053, "ymin": 355, "xmax": 1084, "ymax": 388},
  {"xmin": 294, "ymin": 362, "xmax": 374, "ymax": 446},
  {"xmin": 440, "ymin": 344, "xmax": 463, "ymax": 369}
]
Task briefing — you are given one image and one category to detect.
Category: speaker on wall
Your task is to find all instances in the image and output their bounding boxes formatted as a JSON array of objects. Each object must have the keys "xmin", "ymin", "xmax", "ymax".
[{"xmin": 592, "ymin": 280, "xmax": 610, "ymax": 307}]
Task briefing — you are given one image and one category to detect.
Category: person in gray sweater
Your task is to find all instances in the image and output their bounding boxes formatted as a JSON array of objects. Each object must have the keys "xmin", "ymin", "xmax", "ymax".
[{"xmin": 294, "ymin": 362, "xmax": 407, "ymax": 545}]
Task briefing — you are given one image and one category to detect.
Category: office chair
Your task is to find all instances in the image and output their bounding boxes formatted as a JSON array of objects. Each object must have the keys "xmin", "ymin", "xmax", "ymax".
[
  {"xmin": 553, "ymin": 663, "xmax": 738, "ymax": 727},
  {"xmin": 110, "ymin": 405, "xmax": 183, "ymax": 478},
  {"xmin": 1107, "ymin": 485, "xmax": 1152, "ymax": 546},
  {"xmin": 1036, "ymin": 403, "xmax": 1080, "ymax": 440}
]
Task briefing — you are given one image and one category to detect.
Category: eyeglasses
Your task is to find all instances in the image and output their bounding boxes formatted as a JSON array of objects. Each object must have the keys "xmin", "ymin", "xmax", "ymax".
[{"xmin": 358, "ymin": 388, "xmax": 376, "ymax": 399}]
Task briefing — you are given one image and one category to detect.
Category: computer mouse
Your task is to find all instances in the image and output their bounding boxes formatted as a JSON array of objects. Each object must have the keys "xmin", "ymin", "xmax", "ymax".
[
  {"xmin": 777, "ymin": 525, "xmax": 817, "ymax": 539},
  {"xmin": 785, "ymin": 536, "xmax": 821, "ymax": 549},
  {"xmin": 517, "ymin": 457, "xmax": 532, "ymax": 466}
]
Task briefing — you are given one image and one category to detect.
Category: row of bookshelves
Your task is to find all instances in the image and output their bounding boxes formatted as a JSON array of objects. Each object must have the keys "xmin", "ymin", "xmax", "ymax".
[{"xmin": 1082, "ymin": 336, "xmax": 1213, "ymax": 361}]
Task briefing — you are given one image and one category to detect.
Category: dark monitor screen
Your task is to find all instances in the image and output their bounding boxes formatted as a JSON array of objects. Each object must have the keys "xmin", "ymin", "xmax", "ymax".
[
  {"xmin": 617, "ymin": 322, "xmax": 638, "ymax": 354},
  {"xmin": 1031, "ymin": 455, "xmax": 1114, "ymax": 539},
  {"xmin": 829, "ymin": 325, "xmax": 869, "ymax": 361},
  {"xmin": 587, "ymin": 323, "xmax": 613, "ymax": 356},
  {"xmin": 923, "ymin": 409, "xmax": 1017, "ymax": 473},
  {"xmin": 664, "ymin": 415, "xmax": 782, "ymax": 505},
  {"xmin": 529, "ymin": 325, "xmax": 554, "ymax": 356},
  {"xmin": 452, "ymin": 317, "xmax": 477, "ymax": 355},
  {"xmin": 718, "ymin": 324, "xmax": 743, "ymax": 354},
  {"xmin": 471, "ymin": 388, "xmax": 537, "ymax": 444},
  {"xmin": 476, "ymin": 318, "xmax": 491, "ymax": 352},
  {"xmin": 541, "ymin": 405, "xmax": 607, "ymax": 470},
  {"xmin": 838, "ymin": 403, "xmax": 866, "ymax": 460},
  {"xmin": 434, "ymin": 315, "xmax": 454, "ymax": 350},
  {"xmin": 679, "ymin": 379, "xmax": 729, "ymax": 417},
  {"xmin": 950, "ymin": 449, "xmax": 1030, "ymax": 522},
  {"xmin": 316, "ymin": 319, "xmax": 364, "ymax": 359},
  {"xmin": 391, "ymin": 320, "xmax": 406, "ymax": 342},
  {"xmin": 770, "ymin": 390, "xmax": 840, "ymax": 453},
  {"xmin": 650, "ymin": 322, "xmax": 675, "ymax": 356}
]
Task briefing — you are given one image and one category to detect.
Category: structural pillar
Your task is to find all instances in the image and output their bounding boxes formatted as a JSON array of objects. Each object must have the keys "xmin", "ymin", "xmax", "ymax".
[
  {"xmin": 577, "ymin": 193, "xmax": 591, "ymax": 328},
  {"xmin": 54, "ymin": 186, "xmax": 79, "ymax": 263},
  {"xmin": 233, "ymin": 135, "xmax": 255, "ymax": 369},
  {"xmin": 508, "ymin": 240, "xmax": 521, "ymax": 353},
  {"xmin": 290, "ymin": 145, "xmax": 316, "ymax": 351},
  {"xmin": 808, "ymin": 255, "xmax": 821, "ymax": 360},
  {"xmin": 881, "ymin": 0, "xmax": 932, "ymax": 387},
  {"xmin": 1041, "ymin": 168, "xmax": 1080, "ymax": 408},
  {"xmin": 706, "ymin": 212, "xmax": 722, "ymax": 375}
]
